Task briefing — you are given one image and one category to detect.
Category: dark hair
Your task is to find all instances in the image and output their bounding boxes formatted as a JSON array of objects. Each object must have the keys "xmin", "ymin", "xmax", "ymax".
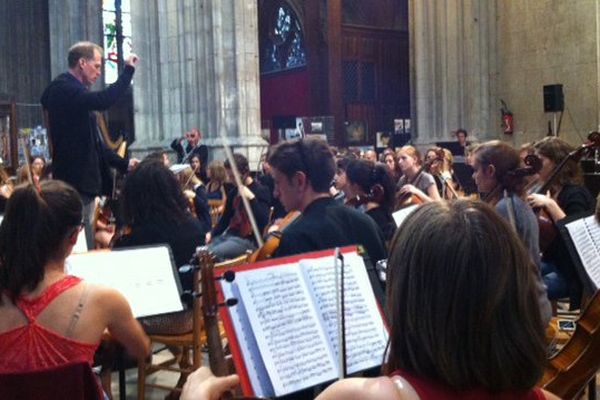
[
  {"xmin": 67, "ymin": 41, "xmax": 103, "ymax": 68},
  {"xmin": 534, "ymin": 137, "xmax": 583, "ymax": 187},
  {"xmin": 456, "ymin": 128, "xmax": 468, "ymax": 137},
  {"xmin": 224, "ymin": 153, "xmax": 249, "ymax": 176},
  {"xmin": 473, "ymin": 140, "xmax": 527, "ymax": 196},
  {"xmin": 345, "ymin": 159, "xmax": 395, "ymax": 211},
  {"xmin": 120, "ymin": 159, "xmax": 190, "ymax": 227},
  {"xmin": 268, "ymin": 138, "xmax": 336, "ymax": 193},
  {"xmin": 0, "ymin": 181, "xmax": 82, "ymax": 302},
  {"xmin": 384, "ymin": 200, "xmax": 546, "ymax": 391}
]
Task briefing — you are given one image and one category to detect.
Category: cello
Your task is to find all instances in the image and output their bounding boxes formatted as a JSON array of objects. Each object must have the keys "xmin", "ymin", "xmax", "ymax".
[{"xmin": 541, "ymin": 291, "xmax": 600, "ymax": 399}]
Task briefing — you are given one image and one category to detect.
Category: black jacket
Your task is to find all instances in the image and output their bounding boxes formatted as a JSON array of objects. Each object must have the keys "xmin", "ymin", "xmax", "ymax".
[{"xmin": 41, "ymin": 67, "xmax": 133, "ymax": 196}]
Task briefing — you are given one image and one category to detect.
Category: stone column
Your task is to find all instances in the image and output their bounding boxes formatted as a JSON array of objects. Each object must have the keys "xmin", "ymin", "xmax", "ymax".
[
  {"xmin": 48, "ymin": 0, "xmax": 103, "ymax": 82},
  {"xmin": 131, "ymin": 0, "xmax": 264, "ymax": 168},
  {"xmin": 409, "ymin": 0, "xmax": 498, "ymax": 144}
]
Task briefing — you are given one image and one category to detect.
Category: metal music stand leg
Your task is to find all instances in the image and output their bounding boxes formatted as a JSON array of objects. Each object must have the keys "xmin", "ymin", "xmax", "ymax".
[{"xmin": 118, "ymin": 347, "xmax": 126, "ymax": 400}]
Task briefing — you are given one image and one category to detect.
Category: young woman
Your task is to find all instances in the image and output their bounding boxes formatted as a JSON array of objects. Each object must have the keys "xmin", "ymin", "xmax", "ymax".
[
  {"xmin": 425, "ymin": 147, "xmax": 459, "ymax": 199},
  {"xmin": 186, "ymin": 200, "xmax": 559, "ymax": 400},
  {"xmin": 527, "ymin": 137, "xmax": 596, "ymax": 308},
  {"xmin": 30, "ymin": 156, "xmax": 46, "ymax": 183},
  {"xmin": 472, "ymin": 140, "xmax": 551, "ymax": 323},
  {"xmin": 178, "ymin": 165, "xmax": 212, "ymax": 234},
  {"xmin": 0, "ymin": 180, "xmax": 150, "ymax": 373},
  {"xmin": 345, "ymin": 159, "xmax": 396, "ymax": 240},
  {"xmin": 0, "ymin": 166, "xmax": 13, "ymax": 213},
  {"xmin": 206, "ymin": 160, "xmax": 228, "ymax": 203},
  {"xmin": 396, "ymin": 145, "xmax": 441, "ymax": 206},
  {"xmin": 382, "ymin": 149, "xmax": 402, "ymax": 182}
]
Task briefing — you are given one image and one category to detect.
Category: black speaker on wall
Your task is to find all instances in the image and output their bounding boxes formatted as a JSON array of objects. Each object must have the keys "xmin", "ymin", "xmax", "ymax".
[{"xmin": 543, "ymin": 84, "xmax": 564, "ymax": 112}]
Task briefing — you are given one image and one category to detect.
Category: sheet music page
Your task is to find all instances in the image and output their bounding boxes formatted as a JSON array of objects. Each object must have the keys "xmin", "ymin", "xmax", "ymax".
[
  {"xmin": 392, "ymin": 204, "xmax": 418, "ymax": 227},
  {"xmin": 300, "ymin": 252, "xmax": 389, "ymax": 375},
  {"xmin": 220, "ymin": 277, "xmax": 274, "ymax": 397},
  {"xmin": 235, "ymin": 263, "xmax": 337, "ymax": 396},
  {"xmin": 65, "ymin": 246, "xmax": 184, "ymax": 318},
  {"xmin": 71, "ymin": 228, "xmax": 88, "ymax": 254},
  {"xmin": 565, "ymin": 215, "xmax": 600, "ymax": 288}
]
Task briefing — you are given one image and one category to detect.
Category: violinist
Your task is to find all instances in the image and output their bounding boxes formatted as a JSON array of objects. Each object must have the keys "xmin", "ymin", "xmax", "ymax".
[
  {"xmin": 396, "ymin": 145, "xmax": 441, "ymax": 205},
  {"xmin": 426, "ymin": 147, "xmax": 460, "ymax": 199},
  {"xmin": 178, "ymin": 165, "xmax": 212, "ymax": 234},
  {"xmin": 332, "ymin": 156, "xmax": 353, "ymax": 204},
  {"xmin": 113, "ymin": 159, "xmax": 207, "ymax": 307},
  {"xmin": 268, "ymin": 138, "xmax": 386, "ymax": 265},
  {"xmin": 472, "ymin": 140, "xmax": 551, "ymax": 323},
  {"xmin": 527, "ymin": 137, "xmax": 596, "ymax": 308},
  {"xmin": 206, "ymin": 153, "xmax": 271, "ymax": 261},
  {"xmin": 345, "ymin": 159, "xmax": 396, "ymax": 240}
]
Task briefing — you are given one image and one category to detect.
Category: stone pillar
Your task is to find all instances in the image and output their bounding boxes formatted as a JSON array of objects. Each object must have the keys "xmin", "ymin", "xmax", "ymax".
[
  {"xmin": 409, "ymin": 0, "xmax": 498, "ymax": 144},
  {"xmin": 48, "ymin": 0, "xmax": 103, "ymax": 82},
  {"xmin": 131, "ymin": 0, "xmax": 265, "ymax": 168}
]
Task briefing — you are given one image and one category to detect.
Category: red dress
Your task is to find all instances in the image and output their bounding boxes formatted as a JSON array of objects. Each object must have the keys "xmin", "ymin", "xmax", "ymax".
[
  {"xmin": 0, "ymin": 276, "xmax": 99, "ymax": 373},
  {"xmin": 390, "ymin": 369, "xmax": 546, "ymax": 400}
]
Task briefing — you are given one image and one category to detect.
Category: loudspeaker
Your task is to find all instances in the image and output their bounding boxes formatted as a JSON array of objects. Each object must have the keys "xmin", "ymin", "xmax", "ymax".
[{"xmin": 543, "ymin": 84, "xmax": 564, "ymax": 112}]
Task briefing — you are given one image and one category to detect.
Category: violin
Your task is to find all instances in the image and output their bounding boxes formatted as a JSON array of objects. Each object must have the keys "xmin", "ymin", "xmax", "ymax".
[
  {"xmin": 248, "ymin": 210, "xmax": 300, "ymax": 262},
  {"xmin": 395, "ymin": 148, "xmax": 444, "ymax": 209},
  {"xmin": 530, "ymin": 132, "xmax": 600, "ymax": 252}
]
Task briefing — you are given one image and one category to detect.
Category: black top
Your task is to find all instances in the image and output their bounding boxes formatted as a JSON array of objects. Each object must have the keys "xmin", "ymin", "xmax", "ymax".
[
  {"xmin": 544, "ymin": 184, "xmax": 595, "ymax": 306},
  {"xmin": 275, "ymin": 197, "xmax": 387, "ymax": 263},
  {"xmin": 113, "ymin": 216, "xmax": 206, "ymax": 292},
  {"xmin": 41, "ymin": 67, "xmax": 133, "ymax": 196},
  {"xmin": 366, "ymin": 206, "xmax": 396, "ymax": 241},
  {"xmin": 212, "ymin": 180, "xmax": 271, "ymax": 242}
]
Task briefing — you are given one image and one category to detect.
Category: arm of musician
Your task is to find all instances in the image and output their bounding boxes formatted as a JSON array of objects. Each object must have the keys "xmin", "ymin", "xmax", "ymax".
[
  {"xmin": 100, "ymin": 143, "xmax": 129, "ymax": 174},
  {"xmin": 211, "ymin": 188, "xmax": 235, "ymax": 237},
  {"xmin": 399, "ymin": 184, "xmax": 437, "ymax": 203},
  {"xmin": 248, "ymin": 185, "xmax": 271, "ymax": 233},
  {"xmin": 527, "ymin": 193, "xmax": 566, "ymax": 222},
  {"xmin": 97, "ymin": 286, "xmax": 151, "ymax": 360},
  {"xmin": 71, "ymin": 64, "xmax": 136, "ymax": 111},
  {"xmin": 316, "ymin": 377, "xmax": 410, "ymax": 400},
  {"xmin": 181, "ymin": 366, "xmax": 239, "ymax": 400}
]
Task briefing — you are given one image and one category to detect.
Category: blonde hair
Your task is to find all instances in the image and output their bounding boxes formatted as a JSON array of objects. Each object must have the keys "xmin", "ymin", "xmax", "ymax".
[{"xmin": 400, "ymin": 145, "xmax": 422, "ymax": 165}]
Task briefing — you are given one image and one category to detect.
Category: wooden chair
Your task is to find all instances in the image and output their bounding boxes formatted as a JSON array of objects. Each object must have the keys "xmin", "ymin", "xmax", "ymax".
[
  {"xmin": 0, "ymin": 362, "xmax": 102, "ymax": 400},
  {"xmin": 137, "ymin": 250, "xmax": 249, "ymax": 399},
  {"xmin": 208, "ymin": 199, "xmax": 224, "ymax": 228}
]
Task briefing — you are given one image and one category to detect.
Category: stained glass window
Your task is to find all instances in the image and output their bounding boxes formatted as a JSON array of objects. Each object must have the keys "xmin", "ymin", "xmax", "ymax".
[
  {"xmin": 260, "ymin": 2, "xmax": 306, "ymax": 74},
  {"xmin": 102, "ymin": 0, "xmax": 132, "ymax": 84}
]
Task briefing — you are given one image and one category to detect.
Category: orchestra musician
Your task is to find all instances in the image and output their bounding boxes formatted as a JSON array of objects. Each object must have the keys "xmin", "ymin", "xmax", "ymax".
[
  {"xmin": 426, "ymin": 147, "xmax": 460, "ymax": 199},
  {"xmin": 183, "ymin": 201, "xmax": 559, "ymax": 400},
  {"xmin": 268, "ymin": 138, "xmax": 387, "ymax": 266},
  {"xmin": 206, "ymin": 153, "xmax": 271, "ymax": 261},
  {"xmin": 0, "ymin": 180, "xmax": 150, "ymax": 375},
  {"xmin": 177, "ymin": 165, "xmax": 212, "ymax": 234},
  {"xmin": 396, "ymin": 145, "xmax": 441, "ymax": 205},
  {"xmin": 471, "ymin": 140, "xmax": 551, "ymax": 323},
  {"xmin": 40, "ymin": 41, "xmax": 140, "ymax": 248},
  {"xmin": 171, "ymin": 127, "xmax": 209, "ymax": 181},
  {"xmin": 527, "ymin": 137, "xmax": 596, "ymax": 309},
  {"xmin": 344, "ymin": 159, "xmax": 396, "ymax": 241}
]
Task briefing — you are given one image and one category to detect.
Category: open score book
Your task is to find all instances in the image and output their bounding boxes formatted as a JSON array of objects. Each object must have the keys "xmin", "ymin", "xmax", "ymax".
[{"xmin": 217, "ymin": 247, "xmax": 389, "ymax": 398}]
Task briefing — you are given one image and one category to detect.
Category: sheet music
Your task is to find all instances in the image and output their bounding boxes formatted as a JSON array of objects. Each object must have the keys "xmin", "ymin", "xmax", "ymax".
[
  {"xmin": 65, "ymin": 246, "xmax": 184, "ymax": 318},
  {"xmin": 235, "ymin": 264, "xmax": 337, "ymax": 396},
  {"xmin": 220, "ymin": 277, "xmax": 274, "ymax": 397},
  {"xmin": 565, "ymin": 215, "xmax": 600, "ymax": 288},
  {"xmin": 392, "ymin": 204, "xmax": 418, "ymax": 227},
  {"xmin": 71, "ymin": 228, "xmax": 88, "ymax": 254},
  {"xmin": 300, "ymin": 252, "xmax": 389, "ymax": 374}
]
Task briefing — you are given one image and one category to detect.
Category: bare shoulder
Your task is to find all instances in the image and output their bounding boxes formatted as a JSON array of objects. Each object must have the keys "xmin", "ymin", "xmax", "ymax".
[
  {"xmin": 541, "ymin": 389, "xmax": 561, "ymax": 400},
  {"xmin": 85, "ymin": 283, "xmax": 131, "ymax": 314},
  {"xmin": 316, "ymin": 377, "xmax": 419, "ymax": 400}
]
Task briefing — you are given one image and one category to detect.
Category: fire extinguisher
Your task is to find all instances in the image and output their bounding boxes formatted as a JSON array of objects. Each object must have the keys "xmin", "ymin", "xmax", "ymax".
[{"xmin": 501, "ymin": 99, "xmax": 513, "ymax": 134}]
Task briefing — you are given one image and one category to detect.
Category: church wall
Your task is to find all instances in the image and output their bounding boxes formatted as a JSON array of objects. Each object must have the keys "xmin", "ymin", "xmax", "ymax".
[{"xmin": 496, "ymin": 0, "xmax": 599, "ymax": 147}]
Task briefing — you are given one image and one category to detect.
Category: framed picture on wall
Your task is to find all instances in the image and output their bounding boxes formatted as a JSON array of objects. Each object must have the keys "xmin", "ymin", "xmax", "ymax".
[
  {"xmin": 345, "ymin": 121, "xmax": 367, "ymax": 145},
  {"xmin": 376, "ymin": 131, "xmax": 392, "ymax": 149}
]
